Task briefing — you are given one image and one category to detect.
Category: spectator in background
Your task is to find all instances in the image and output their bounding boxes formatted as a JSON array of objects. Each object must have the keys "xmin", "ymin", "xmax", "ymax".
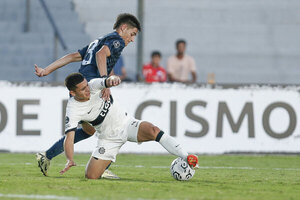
[
  {"xmin": 142, "ymin": 51, "xmax": 167, "ymax": 83},
  {"xmin": 112, "ymin": 56, "xmax": 132, "ymax": 82},
  {"xmin": 167, "ymin": 39, "xmax": 197, "ymax": 83}
]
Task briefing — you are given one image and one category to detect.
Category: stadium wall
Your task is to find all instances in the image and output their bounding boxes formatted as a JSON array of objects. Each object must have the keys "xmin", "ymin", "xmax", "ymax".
[{"xmin": 0, "ymin": 83, "xmax": 299, "ymax": 154}]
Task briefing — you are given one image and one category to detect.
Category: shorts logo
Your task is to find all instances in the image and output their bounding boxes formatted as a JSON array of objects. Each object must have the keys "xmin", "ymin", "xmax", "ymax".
[
  {"xmin": 131, "ymin": 120, "xmax": 139, "ymax": 127},
  {"xmin": 65, "ymin": 124, "xmax": 70, "ymax": 130},
  {"xmin": 65, "ymin": 116, "xmax": 69, "ymax": 124},
  {"xmin": 113, "ymin": 40, "xmax": 120, "ymax": 48},
  {"xmin": 98, "ymin": 147, "xmax": 105, "ymax": 154}
]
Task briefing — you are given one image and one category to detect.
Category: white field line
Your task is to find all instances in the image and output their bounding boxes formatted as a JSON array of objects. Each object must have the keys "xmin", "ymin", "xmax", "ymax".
[
  {"xmin": 0, "ymin": 194, "xmax": 167, "ymax": 200},
  {"xmin": 0, "ymin": 193, "xmax": 79, "ymax": 200},
  {"xmin": 2, "ymin": 162, "xmax": 300, "ymax": 171}
]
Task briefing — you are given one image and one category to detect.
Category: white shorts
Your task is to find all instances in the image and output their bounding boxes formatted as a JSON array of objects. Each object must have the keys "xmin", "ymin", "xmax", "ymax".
[{"xmin": 91, "ymin": 118, "xmax": 142, "ymax": 162}]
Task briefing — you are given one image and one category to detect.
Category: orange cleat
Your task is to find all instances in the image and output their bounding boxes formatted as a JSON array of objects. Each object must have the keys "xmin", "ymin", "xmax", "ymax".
[{"xmin": 187, "ymin": 154, "xmax": 199, "ymax": 169}]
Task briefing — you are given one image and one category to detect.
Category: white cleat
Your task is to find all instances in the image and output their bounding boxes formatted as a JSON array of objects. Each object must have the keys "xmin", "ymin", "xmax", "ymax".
[
  {"xmin": 101, "ymin": 169, "xmax": 120, "ymax": 179},
  {"xmin": 36, "ymin": 152, "xmax": 50, "ymax": 176}
]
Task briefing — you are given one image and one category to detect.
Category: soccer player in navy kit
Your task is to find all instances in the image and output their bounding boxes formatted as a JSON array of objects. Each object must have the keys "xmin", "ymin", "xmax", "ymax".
[{"xmin": 34, "ymin": 13, "xmax": 141, "ymax": 178}]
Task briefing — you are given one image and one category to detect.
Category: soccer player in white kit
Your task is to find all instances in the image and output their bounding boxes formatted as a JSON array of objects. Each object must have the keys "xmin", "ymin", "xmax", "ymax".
[{"xmin": 60, "ymin": 73, "xmax": 198, "ymax": 179}]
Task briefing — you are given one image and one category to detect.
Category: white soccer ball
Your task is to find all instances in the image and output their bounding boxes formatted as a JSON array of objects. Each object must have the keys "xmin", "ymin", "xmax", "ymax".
[{"xmin": 170, "ymin": 157, "xmax": 195, "ymax": 181}]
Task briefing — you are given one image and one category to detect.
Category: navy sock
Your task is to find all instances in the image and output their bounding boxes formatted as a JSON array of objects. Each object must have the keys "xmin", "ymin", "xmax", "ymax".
[
  {"xmin": 155, "ymin": 131, "xmax": 164, "ymax": 142},
  {"xmin": 106, "ymin": 162, "xmax": 111, "ymax": 170},
  {"xmin": 45, "ymin": 128, "xmax": 91, "ymax": 160}
]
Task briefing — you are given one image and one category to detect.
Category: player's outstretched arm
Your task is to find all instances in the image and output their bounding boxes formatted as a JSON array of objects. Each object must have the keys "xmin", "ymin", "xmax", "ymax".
[
  {"xmin": 34, "ymin": 52, "xmax": 82, "ymax": 77},
  {"xmin": 60, "ymin": 130, "xmax": 76, "ymax": 174}
]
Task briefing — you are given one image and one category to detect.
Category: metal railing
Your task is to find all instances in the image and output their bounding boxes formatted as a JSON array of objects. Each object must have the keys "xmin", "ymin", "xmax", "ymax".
[
  {"xmin": 24, "ymin": 0, "xmax": 68, "ymax": 81},
  {"xmin": 39, "ymin": 0, "xmax": 67, "ymax": 50}
]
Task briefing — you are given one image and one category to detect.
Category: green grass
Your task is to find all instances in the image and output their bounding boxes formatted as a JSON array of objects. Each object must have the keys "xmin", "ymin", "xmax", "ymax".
[{"xmin": 0, "ymin": 153, "xmax": 300, "ymax": 200}]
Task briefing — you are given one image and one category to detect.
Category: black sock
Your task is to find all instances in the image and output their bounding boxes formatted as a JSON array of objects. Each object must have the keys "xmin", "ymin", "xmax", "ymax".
[{"xmin": 155, "ymin": 131, "xmax": 164, "ymax": 142}]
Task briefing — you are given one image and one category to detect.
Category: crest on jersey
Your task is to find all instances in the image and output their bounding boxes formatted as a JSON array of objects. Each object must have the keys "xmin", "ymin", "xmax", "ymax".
[
  {"xmin": 98, "ymin": 147, "xmax": 105, "ymax": 154},
  {"xmin": 113, "ymin": 40, "xmax": 120, "ymax": 48}
]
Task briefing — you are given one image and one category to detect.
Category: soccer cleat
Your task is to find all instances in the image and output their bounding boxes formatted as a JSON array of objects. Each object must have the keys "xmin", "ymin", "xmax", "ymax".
[
  {"xmin": 187, "ymin": 154, "xmax": 199, "ymax": 169},
  {"xmin": 101, "ymin": 169, "xmax": 120, "ymax": 179},
  {"xmin": 36, "ymin": 152, "xmax": 50, "ymax": 176}
]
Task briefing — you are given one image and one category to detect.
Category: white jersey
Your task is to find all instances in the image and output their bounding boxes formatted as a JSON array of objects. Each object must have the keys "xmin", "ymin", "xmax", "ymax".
[{"xmin": 65, "ymin": 78, "xmax": 129, "ymax": 139}]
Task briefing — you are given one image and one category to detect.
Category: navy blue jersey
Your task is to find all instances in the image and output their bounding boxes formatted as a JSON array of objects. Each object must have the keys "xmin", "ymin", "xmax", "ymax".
[{"xmin": 78, "ymin": 32, "xmax": 125, "ymax": 81}]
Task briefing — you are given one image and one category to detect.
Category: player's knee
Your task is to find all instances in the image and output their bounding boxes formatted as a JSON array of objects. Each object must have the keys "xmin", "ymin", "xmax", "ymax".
[
  {"xmin": 83, "ymin": 126, "xmax": 96, "ymax": 135},
  {"xmin": 85, "ymin": 172, "xmax": 100, "ymax": 180}
]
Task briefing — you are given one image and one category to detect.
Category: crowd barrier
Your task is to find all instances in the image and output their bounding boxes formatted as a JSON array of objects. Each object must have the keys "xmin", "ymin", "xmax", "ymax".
[{"xmin": 0, "ymin": 82, "xmax": 299, "ymax": 154}]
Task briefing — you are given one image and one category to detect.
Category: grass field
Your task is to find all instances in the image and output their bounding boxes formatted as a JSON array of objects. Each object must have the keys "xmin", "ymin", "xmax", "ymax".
[{"xmin": 0, "ymin": 153, "xmax": 299, "ymax": 200}]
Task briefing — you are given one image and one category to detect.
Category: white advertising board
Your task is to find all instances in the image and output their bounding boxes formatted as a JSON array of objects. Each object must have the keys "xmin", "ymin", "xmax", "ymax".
[{"xmin": 0, "ymin": 82, "xmax": 299, "ymax": 154}]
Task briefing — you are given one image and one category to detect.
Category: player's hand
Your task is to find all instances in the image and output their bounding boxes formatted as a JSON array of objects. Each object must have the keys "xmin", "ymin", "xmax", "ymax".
[
  {"xmin": 34, "ymin": 64, "xmax": 47, "ymax": 77},
  {"xmin": 60, "ymin": 160, "xmax": 76, "ymax": 174},
  {"xmin": 106, "ymin": 75, "xmax": 121, "ymax": 87},
  {"xmin": 101, "ymin": 88, "xmax": 111, "ymax": 101}
]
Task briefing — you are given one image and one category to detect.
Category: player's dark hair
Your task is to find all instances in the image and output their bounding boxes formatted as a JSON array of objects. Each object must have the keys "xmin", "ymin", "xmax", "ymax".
[
  {"xmin": 176, "ymin": 39, "xmax": 186, "ymax": 48},
  {"xmin": 151, "ymin": 51, "xmax": 161, "ymax": 58},
  {"xmin": 113, "ymin": 13, "xmax": 141, "ymax": 31},
  {"xmin": 65, "ymin": 73, "xmax": 84, "ymax": 91}
]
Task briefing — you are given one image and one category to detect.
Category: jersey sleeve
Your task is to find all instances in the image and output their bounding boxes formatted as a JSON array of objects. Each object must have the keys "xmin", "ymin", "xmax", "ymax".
[
  {"xmin": 78, "ymin": 45, "xmax": 89, "ymax": 59},
  {"xmin": 65, "ymin": 108, "xmax": 80, "ymax": 134},
  {"xmin": 88, "ymin": 78, "xmax": 107, "ymax": 92},
  {"xmin": 104, "ymin": 37, "xmax": 125, "ymax": 56}
]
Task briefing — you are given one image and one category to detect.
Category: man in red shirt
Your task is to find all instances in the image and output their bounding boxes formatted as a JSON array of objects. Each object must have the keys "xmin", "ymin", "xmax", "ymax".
[{"xmin": 142, "ymin": 51, "xmax": 167, "ymax": 83}]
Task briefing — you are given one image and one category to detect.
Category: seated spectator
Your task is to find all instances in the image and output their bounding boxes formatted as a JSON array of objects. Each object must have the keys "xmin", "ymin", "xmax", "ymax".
[
  {"xmin": 142, "ymin": 51, "xmax": 167, "ymax": 83},
  {"xmin": 112, "ymin": 56, "xmax": 132, "ymax": 82},
  {"xmin": 167, "ymin": 39, "xmax": 197, "ymax": 83}
]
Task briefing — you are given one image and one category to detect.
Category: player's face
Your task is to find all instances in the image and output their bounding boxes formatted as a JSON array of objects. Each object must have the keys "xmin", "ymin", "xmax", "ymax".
[
  {"xmin": 151, "ymin": 55, "xmax": 161, "ymax": 67},
  {"xmin": 121, "ymin": 25, "xmax": 138, "ymax": 46},
  {"xmin": 73, "ymin": 79, "xmax": 90, "ymax": 102}
]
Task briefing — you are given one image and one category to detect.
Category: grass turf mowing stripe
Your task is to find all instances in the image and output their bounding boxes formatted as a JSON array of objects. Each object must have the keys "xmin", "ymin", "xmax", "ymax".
[
  {"xmin": 2, "ymin": 162, "xmax": 300, "ymax": 171},
  {"xmin": 0, "ymin": 193, "xmax": 78, "ymax": 200}
]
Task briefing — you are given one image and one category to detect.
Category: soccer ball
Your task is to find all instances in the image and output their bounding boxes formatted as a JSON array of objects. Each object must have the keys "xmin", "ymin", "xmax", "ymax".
[{"xmin": 170, "ymin": 157, "xmax": 195, "ymax": 181}]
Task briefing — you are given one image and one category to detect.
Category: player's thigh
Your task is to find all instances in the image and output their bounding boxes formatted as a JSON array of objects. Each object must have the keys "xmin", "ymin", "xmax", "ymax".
[
  {"xmin": 137, "ymin": 121, "xmax": 160, "ymax": 142},
  {"xmin": 85, "ymin": 156, "xmax": 111, "ymax": 179},
  {"xmin": 81, "ymin": 122, "xmax": 96, "ymax": 135}
]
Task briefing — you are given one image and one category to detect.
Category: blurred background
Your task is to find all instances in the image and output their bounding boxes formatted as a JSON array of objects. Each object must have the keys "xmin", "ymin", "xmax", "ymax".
[{"xmin": 1, "ymin": 0, "xmax": 300, "ymax": 84}]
